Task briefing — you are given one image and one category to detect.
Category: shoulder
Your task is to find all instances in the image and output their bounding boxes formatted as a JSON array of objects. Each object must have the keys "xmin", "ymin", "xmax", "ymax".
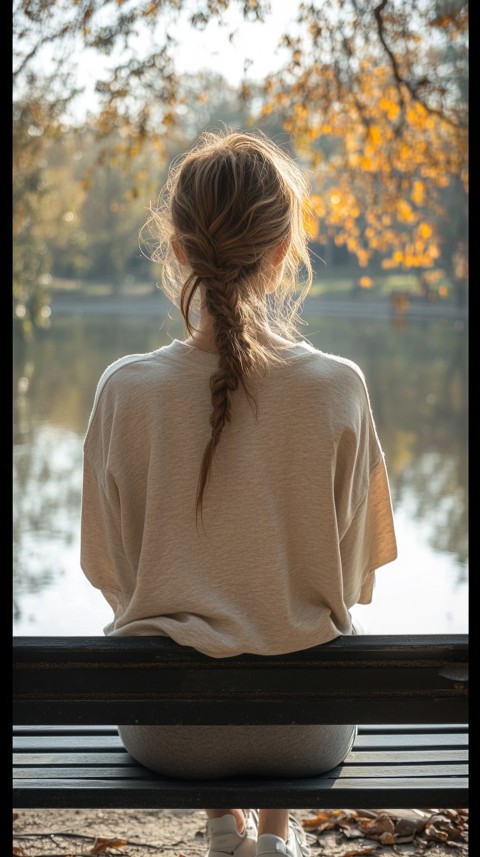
[
  {"xmin": 84, "ymin": 345, "xmax": 177, "ymax": 441},
  {"xmin": 91, "ymin": 351, "xmax": 155, "ymax": 405},
  {"xmin": 94, "ymin": 340, "xmax": 185, "ymax": 396},
  {"xmin": 285, "ymin": 342, "xmax": 369, "ymax": 397}
]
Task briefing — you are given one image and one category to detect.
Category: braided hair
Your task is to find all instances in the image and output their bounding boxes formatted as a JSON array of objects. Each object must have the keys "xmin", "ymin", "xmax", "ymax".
[{"xmin": 140, "ymin": 129, "xmax": 313, "ymax": 516}]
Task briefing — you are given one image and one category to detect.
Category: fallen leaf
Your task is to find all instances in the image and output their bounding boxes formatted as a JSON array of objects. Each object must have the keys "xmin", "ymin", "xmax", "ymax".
[
  {"xmin": 394, "ymin": 818, "xmax": 421, "ymax": 838},
  {"xmin": 359, "ymin": 813, "xmax": 395, "ymax": 835},
  {"xmin": 342, "ymin": 828, "xmax": 367, "ymax": 839},
  {"xmin": 428, "ymin": 813, "xmax": 465, "ymax": 840},
  {"xmin": 379, "ymin": 831, "xmax": 395, "ymax": 844},
  {"xmin": 302, "ymin": 811, "xmax": 331, "ymax": 827},
  {"xmin": 303, "ymin": 809, "xmax": 347, "ymax": 828},
  {"xmin": 88, "ymin": 837, "xmax": 128, "ymax": 854},
  {"xmin": 12, "ymin": 812, "xmax": 18, "ymax": 821},
  {"xmin": 425, "ymin": 824, "xmax": 449, "ymax": 842},
  {"xmin": 12, "ymin": 848, "xmax": 27, "ymax": 856}
]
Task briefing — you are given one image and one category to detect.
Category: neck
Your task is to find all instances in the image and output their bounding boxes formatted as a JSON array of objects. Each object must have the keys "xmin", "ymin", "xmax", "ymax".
[
  {"xmin": 182, "ymin": 287, "xmax": 297, "ymax": 354},
  {"xmin": 183, "ymin": 307, "xmax": 217, "ymax": 353},
  {"xmin": 183, "ymin": 324, "xmax": 297, "ymax": 354}
]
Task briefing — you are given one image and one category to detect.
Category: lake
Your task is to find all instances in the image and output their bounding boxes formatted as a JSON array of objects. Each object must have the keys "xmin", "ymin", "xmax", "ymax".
[{"xmin": 13, "ymin": 295, "xmax": 468, "ymax": 636}]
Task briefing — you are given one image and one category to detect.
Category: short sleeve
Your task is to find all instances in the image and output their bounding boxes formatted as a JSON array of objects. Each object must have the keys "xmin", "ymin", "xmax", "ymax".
[{"xmin": 340, "ymin": 456, "xmax": 398, "ymax": 604}]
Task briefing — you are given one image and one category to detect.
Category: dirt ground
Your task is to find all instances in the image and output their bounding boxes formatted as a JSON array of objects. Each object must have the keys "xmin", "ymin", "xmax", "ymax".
[{"xmin": 12, "ymin": 807, "xmax": 469, "ymax": 857}]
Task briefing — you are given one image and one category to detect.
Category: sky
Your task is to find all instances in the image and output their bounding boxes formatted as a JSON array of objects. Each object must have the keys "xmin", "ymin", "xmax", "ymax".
[
  {"xmin": 67, "ymin": 2, "xmax": 302, "ymax": 120},
  {"xmin": 170, "ymin": 3, "xmax": 300, "ymax": 82}
]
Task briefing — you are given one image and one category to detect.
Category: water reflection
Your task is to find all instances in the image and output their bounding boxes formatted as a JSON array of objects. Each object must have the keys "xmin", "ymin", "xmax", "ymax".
[{"xmin": 12, "ymin": 302, "xmax": 468, "ymax": 634}]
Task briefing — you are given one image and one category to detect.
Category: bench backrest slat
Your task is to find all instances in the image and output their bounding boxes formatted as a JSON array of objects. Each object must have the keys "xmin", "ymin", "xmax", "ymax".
[{"xmin": 13, "ymin": 634, "xmax": 468, "ymax": 726}]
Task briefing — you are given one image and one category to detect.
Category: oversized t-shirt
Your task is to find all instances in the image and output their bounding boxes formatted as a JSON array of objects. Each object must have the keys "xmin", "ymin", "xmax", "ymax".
[{"xmin": 81, "ymin": 338, "xmax": 397, "ymax": 657}]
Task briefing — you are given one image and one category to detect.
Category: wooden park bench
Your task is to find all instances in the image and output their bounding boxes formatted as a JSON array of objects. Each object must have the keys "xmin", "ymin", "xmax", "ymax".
[{"xmin": 13, "ymin": 633, "xmax": 468, "ymax": 810}]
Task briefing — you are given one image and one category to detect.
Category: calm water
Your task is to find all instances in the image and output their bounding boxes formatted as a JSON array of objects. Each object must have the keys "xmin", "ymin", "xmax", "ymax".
[{"xmin": 12, "ymin": 298, "xmax": 468, "ymax": 636}]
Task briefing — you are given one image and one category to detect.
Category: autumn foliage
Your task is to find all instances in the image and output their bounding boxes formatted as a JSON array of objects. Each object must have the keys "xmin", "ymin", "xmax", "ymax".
[{"xmin": 13, "ymin": 0, "xmax": 468, "ymax": 330}]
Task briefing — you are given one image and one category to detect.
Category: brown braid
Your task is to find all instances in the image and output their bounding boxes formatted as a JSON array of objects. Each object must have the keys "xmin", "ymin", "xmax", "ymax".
[
  {"xmin": 139, "ymin": 128, "xmax": 314, "ymax": 517},
  {"xmin": 195, "ymin": 277, "xmax": 256, "ymax": 514}
]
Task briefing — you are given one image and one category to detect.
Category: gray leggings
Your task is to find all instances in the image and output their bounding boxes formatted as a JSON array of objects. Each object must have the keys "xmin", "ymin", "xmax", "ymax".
[
  {"xmin": 117, "ymin": 721, "xmax": 357, "ymax": 779},
  {"xmin": 118, "ymin": 623, "xmax": 365, "ymax": 779}
]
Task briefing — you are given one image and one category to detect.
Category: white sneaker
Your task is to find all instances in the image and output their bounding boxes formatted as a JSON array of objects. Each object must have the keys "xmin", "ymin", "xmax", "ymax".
[
  {"xmin": 256, "ymin": 816, "xmax": 310, "ymax": 857},
  {"xmin": 206, "ymin": 810, "xmax": 259, "ymax": 857}
]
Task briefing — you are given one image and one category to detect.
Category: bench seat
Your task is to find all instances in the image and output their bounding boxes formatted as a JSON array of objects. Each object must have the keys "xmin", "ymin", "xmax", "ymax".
[
  {"xmin": 13, "ymin": 634, "xmax": 468, "ymax": 810},
  {"xmin": 13, "ymin": 723, "xmax": 468, "ymax": 809}
]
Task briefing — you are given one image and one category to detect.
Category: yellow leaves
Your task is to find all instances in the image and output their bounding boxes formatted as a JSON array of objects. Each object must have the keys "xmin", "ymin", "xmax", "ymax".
[
  {"xmin": 303, "ymin": 809, "xmax": 345, "ymax": 829},
  {"xmin": 269, "ymin": 53, "xmax": 466, "ymax": 276},
  {"xmin": 356, "ymin": 248, "xmax": 370, "ymax": 267},
  {"xmin": 407, "ymin": 102, "xmax": 427, "ymax": 122},
  {"xmin": 418, "ymin": 222, "xmax": 432, "ymax": 239},
  {"xmin": 358, "ymin": 156, "xmax": 376, "ymax": 171},
  {"xmin": 411, "ymin": 180, "xmax": 425, "ymax": 205},
  {"xmin": 367, "ymin": 125, "xmax": 382, "ymax": 146},
  {"xmin": 381, "ymin": 234, "xmax": 441, "ymax": 270},
  {"xmin": 290, "ymin": 102, "xmax": 310, "ymax": 128},
  {"xmin": 396, "ymin": 199, "xmax": 416, "ymax": 223},
  {"xmin": 359, "ymin": 276, "xmax": 373, "ymax": 288},
  {"xmin": 379, "ymin": 96, "xmax": 400, "ymax": 121}
]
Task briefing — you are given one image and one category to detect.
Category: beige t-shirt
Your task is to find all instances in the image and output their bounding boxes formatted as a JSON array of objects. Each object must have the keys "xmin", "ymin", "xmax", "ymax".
[{"xmin": 81, "ymin": 339, "xmax": 397, "ymax": 657}]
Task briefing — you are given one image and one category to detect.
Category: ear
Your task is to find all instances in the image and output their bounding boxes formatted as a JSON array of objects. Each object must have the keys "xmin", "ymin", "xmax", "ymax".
[
  {"xmin": 172, "ymin": 238, "xmax": 187, "ymax": 265},
  {"xmin": 270, "ymin": 234, "xmax": 290, "ymax": 266}
]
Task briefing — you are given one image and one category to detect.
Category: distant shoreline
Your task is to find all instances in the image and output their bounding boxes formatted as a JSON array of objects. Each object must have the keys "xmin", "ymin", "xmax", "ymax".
[{"xmin": 50, "ymin": 291, "xmax": 468, "ymax": 323}]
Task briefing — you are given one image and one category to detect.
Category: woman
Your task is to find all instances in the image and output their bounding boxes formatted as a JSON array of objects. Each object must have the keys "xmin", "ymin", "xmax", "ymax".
[{"xmin": 80, "ymin": 128, "xmax": 397, "ymax": 857}]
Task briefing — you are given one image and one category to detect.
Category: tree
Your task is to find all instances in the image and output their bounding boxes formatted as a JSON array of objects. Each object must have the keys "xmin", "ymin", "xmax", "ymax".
[
  {"xmin": 13, "ymin": 0, "xmax": 468, "ymax": 325},
  {"xmin": 13, "ymin": 84, "xmax": 74, "ymax": 338},
  {"xmin": 260, "ymin": 1, "xmax": 468, "ymax": 292}
]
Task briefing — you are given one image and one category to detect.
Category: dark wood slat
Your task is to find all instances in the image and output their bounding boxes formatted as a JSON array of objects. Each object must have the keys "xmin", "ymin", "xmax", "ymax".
[
  {"xmin": 14, "ymin": 722, "xmax": 466, "ymax": 735},
  {"xmin": 13, "ymin": 750, "xmax": 133, "ymax": 765},
  {"xmin": 13, "ymin": 634, "xmax": 468, "ymax": 663},
  {"xmin": 14, "ymin": 725, "xmax": 118, "ymax": 735},
  {"xmin": 14, "ymin": 699, "xmax": 468, "ymax": 725},
  {"xmin": 14, "ymin": 763, "xmax": 468, "ymax": 780},
  {"xmin": 14, "ymin": 766, "xmax": 153, "ymax": 779},
  {"xmin": 13, "ymin": 752, "xmax": 137, "ymax": 765},
  {"xmin": 13, "ymin": 635, "xmax": 468, "ymax": 727},
  {"xmin": 14, "ymin": 668, "xmax": 467, "ymax": 694},
  {"xmin": 355, "ymin": 732, "xmax": 468, "ymax": 748},
  {"xmin": 14, "ymin": 736, "xmax": 125, "ymax": 750},
  {"xmin": 359, "ymin": 723, "xmax": 466, "ymax": 733},
  {"xmin": 13, "ymin": 775, "xmax": 469, "ymax": 810},
  {"xmin": 13, "ymin": 748, "xmax": 468, "ymax": 767},
  {"xmin": 13, "ymin": 731, "xmax": 468, "ymax": 752}
]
